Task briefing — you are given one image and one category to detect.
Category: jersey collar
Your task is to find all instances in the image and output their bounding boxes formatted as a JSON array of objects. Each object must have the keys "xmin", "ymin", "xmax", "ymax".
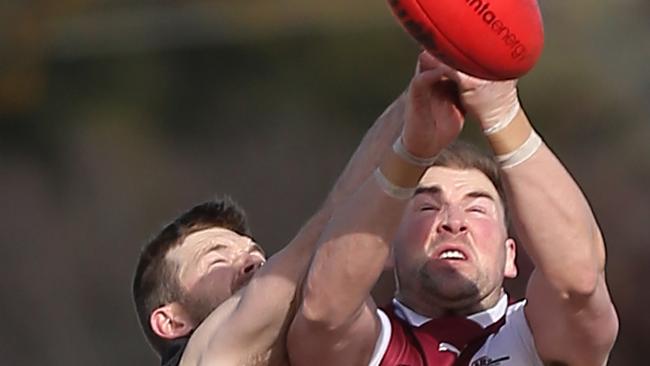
[{"xmin": 392, "ymin": 293, "xmax": 508, "ymax": 329}]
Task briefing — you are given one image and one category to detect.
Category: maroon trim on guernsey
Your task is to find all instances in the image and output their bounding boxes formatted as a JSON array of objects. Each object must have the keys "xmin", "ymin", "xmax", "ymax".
[
  {"xmin": 455, "ymin": 316, "xmax": 506, "ymax": 366},
  {"xmin": 379, "ymin": 303, "xmax": 509, "ymax": 366}
]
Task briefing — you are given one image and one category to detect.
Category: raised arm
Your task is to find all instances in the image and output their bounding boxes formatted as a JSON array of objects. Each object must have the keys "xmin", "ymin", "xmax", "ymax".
[
  {"xmin": 182, "ymin": 89, "xmax": 410, "ymax": 364},
  {"xmin": 236, "ymin": 88, "xmax": 411, "ymax": 302},
  {"xmin": 445, "ymin": 54, "xmax": 619, "ymax": 365},
  {"xmin": 288, "ymin": 59, "xmax": 465, "ymax": 366}
]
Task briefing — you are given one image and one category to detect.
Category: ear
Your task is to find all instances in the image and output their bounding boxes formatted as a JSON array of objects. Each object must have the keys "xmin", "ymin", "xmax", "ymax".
[
  {"xmin": 503, "ymin": 238, "xmax": 518, "ymax": 279},
  {"xmin": 150, "ymin": 303, "xmax": 194, "ymax": 340}
]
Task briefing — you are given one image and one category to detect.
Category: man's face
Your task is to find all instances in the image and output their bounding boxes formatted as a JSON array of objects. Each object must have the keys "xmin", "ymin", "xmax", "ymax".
[
  {"xmin": 393, "ymin": 166, "xmax": 517, "ymax": 312},
  {"xmin": 166, "ymin": 227, "xmax": 266, "ymax": 326}
]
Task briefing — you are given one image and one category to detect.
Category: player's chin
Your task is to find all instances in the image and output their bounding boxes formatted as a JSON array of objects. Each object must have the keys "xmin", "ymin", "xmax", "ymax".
[
  {"xmin": 425, "ymin": 278, "xmax": 481, "ymax": 306},
  {"xmin": 433, "ymin": 269, "xmax": 475, "ymax": 287},
  {"xmin": 424, "ymin": 261, "xmax": 478, "ymax": 287}
]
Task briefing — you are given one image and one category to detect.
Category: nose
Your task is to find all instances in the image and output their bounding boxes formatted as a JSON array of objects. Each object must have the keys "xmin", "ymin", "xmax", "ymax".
[
  {"xmin": 239, "ymin": 255, "xmax": 264, "ymax": 276},
  {"xmin": 436, "ymin": 206, "xmax": 467, "ymax": 235}
]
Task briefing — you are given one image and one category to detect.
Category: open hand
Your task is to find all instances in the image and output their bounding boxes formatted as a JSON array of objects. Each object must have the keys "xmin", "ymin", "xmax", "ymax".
[
  {"xmin": 401, "ymin": 53, "xmax": 466, "ymax": 159},
  {"xmin": 419, "ymin": 51, "xmax": 520, "ymax": 131}
]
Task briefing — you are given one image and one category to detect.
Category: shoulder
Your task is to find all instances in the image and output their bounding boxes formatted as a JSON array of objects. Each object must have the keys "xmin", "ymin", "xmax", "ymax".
[
  {"xmin": 370, "ymin": 306, "xmax": 426, "ymax": 366},
  {"xmin": 505, "ymin": 299, "xmax": 529, "ymax": 333},
  {"xmin": 471, "ymin": 299, "xmax": 544, "ymax": 366}
]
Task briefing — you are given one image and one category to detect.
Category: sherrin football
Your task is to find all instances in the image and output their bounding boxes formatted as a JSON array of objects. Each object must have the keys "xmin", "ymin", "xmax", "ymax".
[{"xmin": 389, "ymin": 0, "xmax": 544, "ymax": 80}]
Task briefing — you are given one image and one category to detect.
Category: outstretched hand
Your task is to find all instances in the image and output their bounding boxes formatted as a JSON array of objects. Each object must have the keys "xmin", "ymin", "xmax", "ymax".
[
  {"xmin": 401, "ymin": 53, "xmax": 465, "ymax": 160},
  {"xmin": 418, "ymin": 51, "xmax": 520, "ymax": 131}
]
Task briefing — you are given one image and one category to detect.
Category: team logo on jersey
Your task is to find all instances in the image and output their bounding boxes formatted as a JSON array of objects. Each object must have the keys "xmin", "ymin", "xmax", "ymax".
[{"xmin": 471, "ymin": 355, "xmax": 511, "ymax": 366}]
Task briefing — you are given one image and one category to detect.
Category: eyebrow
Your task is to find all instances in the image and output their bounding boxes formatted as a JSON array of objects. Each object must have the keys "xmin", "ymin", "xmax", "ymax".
[
  {"xmin": 199, "ymin": 242, "xmax": 265, "ymax": 259},
  {"xmin": 414, "ymin": 186, "xmax": 496, "ymax": 202},
  {"xmin": 465, "ymin": 190, "xmax": 496, "ymax": 202},
  {"xmin": 198, "ymin": 243, "xmax": 229, "ymax": 258},
  {"xmin": 414, "ymin": 186, "xmax": 441, "ymax": 197}
]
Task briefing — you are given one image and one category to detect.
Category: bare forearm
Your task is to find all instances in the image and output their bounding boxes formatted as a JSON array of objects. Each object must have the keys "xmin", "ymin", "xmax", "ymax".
[
  {"xmin": 267, "ymin": 207, "xmax": 334, "ymax": 275},
  {"xmin": 235, "ymin": 93, "xmax": 408, "ymax": 318},
  {"xmin": 489, "ymin": 112, "xmax": 616, "ymax": 363},
  {"xmin": 299, "ymin": 63, "xmax": 466, "ymax": 329},
  {"xmin": 289, "ymin": 55, "xmax": 467, "ymax": 366},
  {"xmin": 283, "ymin": 96, "xmax": 410, "ymax": 366},
  {"xmin": 301, "ymin": 134, "xmax": 431, "ymax": 327},
  {"xmin": 494, "ymin": 113, "xmax": 605, "ymax": 297},
  {"xmin": 301, "ymin": 178, "xmax": 408, "ymax": 327},
  {"xmin": 325, "ymin": 92, "xmax": 406, "ymax": 207},
  {"xmin": 234, "ymin": 208, "xmax": 331, "ymax": 307},
  {"xmin": 272, "ymin": 92, "xmax": 407, "ymax": 268}
]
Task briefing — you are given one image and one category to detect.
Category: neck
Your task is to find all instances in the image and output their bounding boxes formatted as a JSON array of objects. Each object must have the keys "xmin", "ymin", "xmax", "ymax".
[{"xmin": 395, "ymin": 287, "xmax": 504, "ymax": 318}]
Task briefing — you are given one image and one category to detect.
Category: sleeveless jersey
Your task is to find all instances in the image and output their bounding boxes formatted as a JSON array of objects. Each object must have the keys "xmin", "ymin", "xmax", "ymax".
[{"xmin": 368, "ymin": 296, "xmax": 544, "ymax": 366}]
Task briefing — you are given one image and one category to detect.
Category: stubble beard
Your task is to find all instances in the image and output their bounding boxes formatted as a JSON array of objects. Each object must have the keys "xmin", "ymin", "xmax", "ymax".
[
  {"xmin": 181, "ymin": 290, "xmax": 223, "ymax": 327},
  {"xmin": 418, "ymin": 261, "xmax": 483, "ymax": 307},
  {"xmin": 181, "ymin": 275, "xmax": 254, "ymax": 327}
]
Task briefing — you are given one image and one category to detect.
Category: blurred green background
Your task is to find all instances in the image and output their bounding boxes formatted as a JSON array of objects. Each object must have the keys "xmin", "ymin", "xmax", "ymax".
[{"xmin": 1, "ymin": 0, "xmax": 648, "ymax": 365}]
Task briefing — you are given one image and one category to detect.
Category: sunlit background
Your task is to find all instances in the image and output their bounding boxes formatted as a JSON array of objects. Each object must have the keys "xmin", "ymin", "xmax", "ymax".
[{"xmin": 1, "ymin": 0, "xmax": 648, "ymax": 364}]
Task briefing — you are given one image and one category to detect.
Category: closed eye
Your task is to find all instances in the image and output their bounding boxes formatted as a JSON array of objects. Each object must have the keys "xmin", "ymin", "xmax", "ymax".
[
  {"xmin": 210, "ymin": 258, "xmax": 227, "ymax": 265},
  {"xmin": 467, "ymin": 206, "xmax": 487, "ymax": 214},
  {"xmin": 419, "ymin": 205, "xmax": 440, "ymax": 212}
]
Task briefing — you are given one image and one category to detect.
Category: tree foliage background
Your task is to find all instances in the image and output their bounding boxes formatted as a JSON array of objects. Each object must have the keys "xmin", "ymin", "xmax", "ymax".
[{"xmin": 1, "ymin": 0, "xmax": 648, "ymax": 364}]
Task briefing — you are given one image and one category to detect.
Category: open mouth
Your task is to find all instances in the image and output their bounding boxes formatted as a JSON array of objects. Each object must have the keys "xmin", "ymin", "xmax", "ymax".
[
  {"xmin": 439, "ymin": 249, "xmax": 467, "ymax": 260},
  {"xmin": 431, "ymin": 242, "xmax": 471, "ymax": 263}
]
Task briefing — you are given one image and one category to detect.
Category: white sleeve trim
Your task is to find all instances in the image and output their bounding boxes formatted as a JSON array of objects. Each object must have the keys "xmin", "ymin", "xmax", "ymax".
[{"xmin": 368, "ymin": 309, "xmax": 392, "ymax": 366}]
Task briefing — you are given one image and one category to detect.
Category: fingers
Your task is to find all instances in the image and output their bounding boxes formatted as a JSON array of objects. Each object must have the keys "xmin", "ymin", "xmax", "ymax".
[
  {"xmin": 417, "ymin": 51, "xmax": 456, "ymax": 75},
  {"xmin": 415, "ymin": 51, "xmax": 445, "ymax": 75},
  {"xmin": 415, "ymin": 51, "xmax": 484, "ymax": 92},
  {"xmin": 436, "ymin": 79, "xmax": 466, "ymax": 116},
  {"xmin": 414, "ymin": 53, "xmax": 435, "ymax": 75},
  {"xmin": 415, "ymin": 51, "xmax": 465, "ymax": 89},
  {"xmin": 417, "ymin": 51, "xmax": 443, "ymax": 71},
  {"xmin": 409, "ymin": 67, "xmax": 448, "ymax": 101}
]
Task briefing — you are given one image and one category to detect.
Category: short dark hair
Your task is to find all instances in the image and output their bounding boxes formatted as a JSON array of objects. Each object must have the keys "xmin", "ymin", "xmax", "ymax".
[
  {"xmin": 132, "ymin": 196, "xmax": 252, "ymax": 355},
  {"xmin": 434, "ymin": 140, "xmax": 508, "ymax": 221}
]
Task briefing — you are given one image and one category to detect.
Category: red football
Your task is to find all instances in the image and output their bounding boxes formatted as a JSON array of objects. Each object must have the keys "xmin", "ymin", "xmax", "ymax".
[{"xmin": 388, "ymin": 0, "xmax": 544, "ymax": 80}]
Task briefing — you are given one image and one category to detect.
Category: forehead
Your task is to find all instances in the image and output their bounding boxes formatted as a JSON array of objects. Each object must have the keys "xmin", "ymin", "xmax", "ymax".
[
  {"xmin": 418, "ymin": 166, "xmax": 500, "ymax": 200},
  {"xmin": 166, "ymin": 227, "xmax": 249, "ymax": 264}
]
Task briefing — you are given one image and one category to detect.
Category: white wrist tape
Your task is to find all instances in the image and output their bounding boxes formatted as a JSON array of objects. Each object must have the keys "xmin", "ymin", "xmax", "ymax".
[
  {"xmin": 483, "ymin": 100, "xmax": 521, "ymax": 135},
  {"xmin": 392, "ymin": 137, "xmax": 438, "ymax": 167},
  {"xmin": 496, "ymin": 130, "xmax": 543, "ymax": 169},
  {"xmin": 373, "ymin": 168, "xmax": 416, "ymax": 200}
]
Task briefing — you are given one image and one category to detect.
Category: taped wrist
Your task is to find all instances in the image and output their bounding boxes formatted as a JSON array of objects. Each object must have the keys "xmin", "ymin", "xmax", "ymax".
[
  {"xmin": 485, "ymin": 108, "xmax": 543, "ymax": 169},
  {"xmin": 483, "ymin": 99, "xmax": 521, "ymax": 135},
  {"xmin": 392, "ymin": 137, "xmax": 438, "ymax": 167},
  {"xmin": 374, "ymin": 139, "xmax": 434, "ymax": 199},
  {"xmin": 373, "ymin": 168, "xmax": 417, "ymax": 200},
  {"xmin": 496, "ymin": 131, "xmax": 542, "ymax": 168}
]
